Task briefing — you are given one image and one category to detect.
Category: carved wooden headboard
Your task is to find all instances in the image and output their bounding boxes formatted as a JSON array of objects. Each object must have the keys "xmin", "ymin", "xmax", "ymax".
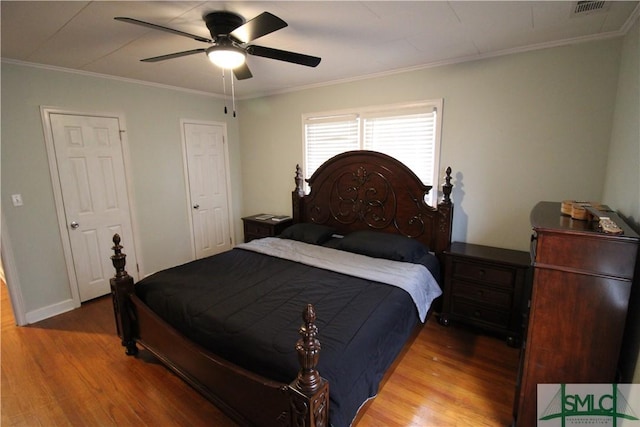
[{"xmin": 291, "ymin": 150, "xmax": 453, "ymax": 256}]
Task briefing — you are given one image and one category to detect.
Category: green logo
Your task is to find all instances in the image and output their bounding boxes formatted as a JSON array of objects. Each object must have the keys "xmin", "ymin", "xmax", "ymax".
[{"xmin": 539, "ymin": 384, "xmax": 639, "ymax": 426}]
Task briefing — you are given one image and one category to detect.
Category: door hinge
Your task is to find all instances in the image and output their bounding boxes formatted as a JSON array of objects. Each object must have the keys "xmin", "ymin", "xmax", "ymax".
[
  {"xmin": 136, "ymin": 263, "xmax": 140, "ymax": 273},
  {"xmin": 119, "ymin": 129, "xmax": 126, "ymax": 141}
]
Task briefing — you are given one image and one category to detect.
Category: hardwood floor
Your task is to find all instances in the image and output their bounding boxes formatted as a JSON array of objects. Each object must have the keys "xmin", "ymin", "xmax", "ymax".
[{"xmin": 1, "ymin": 284, "xmax": 520, "ymax": 426}]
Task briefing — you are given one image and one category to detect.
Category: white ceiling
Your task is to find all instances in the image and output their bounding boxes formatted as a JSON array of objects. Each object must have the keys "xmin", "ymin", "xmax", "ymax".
[{"xmin": 2, "ymin": 1, "xmax": 639, "ymax": 99}]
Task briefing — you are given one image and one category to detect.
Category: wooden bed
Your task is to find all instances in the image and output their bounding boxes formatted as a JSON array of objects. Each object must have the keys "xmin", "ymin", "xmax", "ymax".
[{"xmin": 110, "ymin": 150, "xmax": 453, "ymax": 427}]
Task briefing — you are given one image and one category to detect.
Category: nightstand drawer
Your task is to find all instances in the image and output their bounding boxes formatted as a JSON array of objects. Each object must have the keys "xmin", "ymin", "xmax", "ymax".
[
  {"xmin": 245, "ymin": 221, "xmax": 271, "ymax": 236},
  {"xmin": 451, "ymin": 280, "xmax": 512, "ymax": 308},
  {"xmin": 451, "ymin": 299, "xmax": 510, "ymax": 328},
  {"xmin": 452, "ymin": 260, "xmax": 515, "ymax": 289}
]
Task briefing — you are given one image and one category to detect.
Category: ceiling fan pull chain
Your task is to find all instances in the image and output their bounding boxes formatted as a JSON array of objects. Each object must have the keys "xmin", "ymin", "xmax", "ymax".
[
  {"xmin": 222, "ymin": 69, "xmax": 228, "ymax": 114},
  {"xmin": 231, "ymin": 72, "xmax": 237, "ymax": 117}
]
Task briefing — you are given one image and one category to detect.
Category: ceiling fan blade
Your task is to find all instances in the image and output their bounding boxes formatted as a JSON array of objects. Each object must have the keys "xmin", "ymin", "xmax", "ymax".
[
  {"xmin": 229, "ymin": 12, "xmax": 287, "ymax": 44},
  {"xmin": 115, "ymin": 17, "xmax": 212, "ymax": 43},
  {"xmin": 247, "ymin": 45, "xmax": 321, "ymax": 67},
  {"xmin": 233, "ymin": 63, "xmax": 253, "ymax": 80},
  {"xmin": 141, "ymin": 49, "xmax": 206, "ymax": 63}
]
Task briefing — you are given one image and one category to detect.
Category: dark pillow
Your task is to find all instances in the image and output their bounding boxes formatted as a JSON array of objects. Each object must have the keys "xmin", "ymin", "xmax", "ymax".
[
  {"xmin": 279, "ymin": 223, "xmax": 337, "ymax": 245},
  {"xmin": 336, "ymin": 230, "xmax": 429, "ymax": 263}
]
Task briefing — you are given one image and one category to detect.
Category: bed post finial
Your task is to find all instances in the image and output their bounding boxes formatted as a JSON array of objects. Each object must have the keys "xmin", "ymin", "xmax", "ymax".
[
  {"xmin": 293, "ymin": 304, "xmax": 323, "ymax": 394},
  {"xmin": 292, "ymin": 164, "xmax": 305, "ymax": 223},
  {"xmin": 111, "ymin": 234, "xmax": 128, "ymax": 279},
  {"xmin": 294, "ymin": 164, "xmax": 304, "ymax": 197},
  {"xmin": 442, "ymin": 166, "xmax": 453, "ymax": 205},
  {"xmin": 289, "ymin": 304, "xmax": 329, "ymax": 426}
]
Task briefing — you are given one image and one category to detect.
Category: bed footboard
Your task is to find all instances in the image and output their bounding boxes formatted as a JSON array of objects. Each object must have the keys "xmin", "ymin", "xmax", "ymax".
[{"xmin": 109, "ymin": 234, "xmax": 329, "ymax": 426}]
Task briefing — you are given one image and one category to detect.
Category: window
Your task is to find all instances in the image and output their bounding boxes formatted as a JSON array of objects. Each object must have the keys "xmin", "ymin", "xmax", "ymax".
[{"xmin": 303, "ymin": 100, "xmax": 443, "ymax": 205}]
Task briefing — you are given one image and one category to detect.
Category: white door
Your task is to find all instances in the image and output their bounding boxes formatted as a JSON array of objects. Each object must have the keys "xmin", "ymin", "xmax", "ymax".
[
  {"xmin": 183, "ymin": 122, "xmax": 232, "ymax": 259},
  {"xmin": 50, "ymin": 113, "xmax": 138, "ymax": 302}
]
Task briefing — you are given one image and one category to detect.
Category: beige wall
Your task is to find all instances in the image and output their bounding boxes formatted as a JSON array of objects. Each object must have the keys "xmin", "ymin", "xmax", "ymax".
[{"xmin": 238, "ymin": 38, "xmax": 622, "ymax": 252}]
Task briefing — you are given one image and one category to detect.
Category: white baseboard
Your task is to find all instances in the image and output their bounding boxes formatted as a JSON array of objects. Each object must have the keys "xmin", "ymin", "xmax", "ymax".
[{"xmin": 25, "ymin": 299, "xmax": 77, "ymax": 324}]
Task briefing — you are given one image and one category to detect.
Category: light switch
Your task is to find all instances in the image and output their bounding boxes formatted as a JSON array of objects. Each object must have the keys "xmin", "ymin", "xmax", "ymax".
[{"xmin": 11, "ymin": 194, "xmax": 23, "ymax": 207}]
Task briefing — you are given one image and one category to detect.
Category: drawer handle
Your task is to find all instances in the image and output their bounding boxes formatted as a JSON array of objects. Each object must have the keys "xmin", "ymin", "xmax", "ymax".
[
  {"xmin": 478, "ymin": 269, "xmax": 486, "ymax": 277},
  {"xmin": 473, "ymin": 310, "xmax": 482, "ymax": 318},
  {"xmin": 477, "ymin": 290, "xmax": 484, "ymax": 297}
]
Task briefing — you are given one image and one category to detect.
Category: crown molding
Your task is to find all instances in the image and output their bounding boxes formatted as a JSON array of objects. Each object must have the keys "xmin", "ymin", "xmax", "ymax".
[{"xmin": 0, "ymin": 58, "xmax": 224, "ymax": 99}]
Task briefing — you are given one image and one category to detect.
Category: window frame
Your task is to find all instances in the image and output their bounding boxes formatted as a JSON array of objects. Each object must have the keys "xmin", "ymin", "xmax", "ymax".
[{"xmin": 301, "ymin": 99, "xmax": 444, "ymax": 205}]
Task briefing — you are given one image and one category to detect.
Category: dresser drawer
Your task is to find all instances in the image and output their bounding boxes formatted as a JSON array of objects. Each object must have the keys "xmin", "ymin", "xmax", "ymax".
[
  {"xmin": 451, "ymin": 280, "xmax": 512, "ymax": 309},
  {"xmin": 452, "ymin": 260, "xmax": 516, "ymax": 289},
  {"xmin": 451, "ymin": 298, "xmax": 511, "ymax": 328}
]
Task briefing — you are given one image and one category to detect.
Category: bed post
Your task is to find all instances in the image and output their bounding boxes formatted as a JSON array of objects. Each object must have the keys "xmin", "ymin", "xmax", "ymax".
[
  {"xmin": 110, "ymin": 234, "xmax": 138, "ymax": 356},
  {"xmin": 441, "ymin": 166, "xmax": 453, "ymax": 205},
  {"xmin": 292, "ymin": 164, "xmax": 305, "ymax": 223},
  {"xmin": 435, "ymin": 167, "xmax": 454, "ymax": 255},
  {"xmin": 288, "ymin": 304, "xmax": 329, "ymax": 427}
]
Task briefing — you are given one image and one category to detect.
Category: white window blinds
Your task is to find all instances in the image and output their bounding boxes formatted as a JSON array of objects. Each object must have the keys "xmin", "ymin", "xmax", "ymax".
[
  {"xmin": 303, "ymin": 101, "xmax": 442, "ymax": 204},
  {"xmin": 363, "ymin": 110, "xmax": 436, "ymax": 186},
  {"xmin": 304, "ymin": 114, "xmax": 359, "ymax": 180}
]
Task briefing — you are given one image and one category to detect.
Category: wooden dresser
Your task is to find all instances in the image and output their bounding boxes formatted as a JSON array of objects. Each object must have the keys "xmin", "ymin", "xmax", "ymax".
[
  {"xmin": 440, "ymin": 242, "xmax": 530, "ymax": 347},
  {"xmin": 513, "ymin": 201, "xmax": 639, "ymax": 427}
]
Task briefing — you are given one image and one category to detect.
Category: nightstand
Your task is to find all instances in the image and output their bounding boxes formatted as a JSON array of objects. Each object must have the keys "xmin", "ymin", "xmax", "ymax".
[
  {"xmin": 242, "ymin": 214, "xmax": 293, "ymax": 242},
  {"xmin": 439, "ymin": 242, "xmax": 530, "ymax": 347}
]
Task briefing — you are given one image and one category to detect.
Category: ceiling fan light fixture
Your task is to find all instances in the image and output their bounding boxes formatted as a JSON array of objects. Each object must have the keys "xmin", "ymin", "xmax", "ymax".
[{"xmin": 206, "ymin": 45, "xmax": 246, "ymax": 69}]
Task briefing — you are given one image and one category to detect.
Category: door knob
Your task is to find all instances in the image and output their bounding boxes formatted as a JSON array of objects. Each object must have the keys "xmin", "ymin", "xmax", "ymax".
[
  {"xmin": 70, "ymin": 221, "xmax": 79, "ymax": 229},
  {"xmin": 193, "ymin": 204, "xmax": 200, "ymax": 209}
]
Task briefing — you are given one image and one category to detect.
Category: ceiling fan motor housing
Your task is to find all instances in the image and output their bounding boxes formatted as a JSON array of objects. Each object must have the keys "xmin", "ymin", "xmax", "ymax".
[{"xmin": 204, "ymin": 11, "xmax": 245, "ymax": 40}]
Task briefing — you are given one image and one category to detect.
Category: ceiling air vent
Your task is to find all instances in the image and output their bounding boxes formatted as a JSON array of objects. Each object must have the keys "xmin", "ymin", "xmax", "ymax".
[{"xmin": 572, "ymin": 1, "xmax": 611, "ymax": 15}]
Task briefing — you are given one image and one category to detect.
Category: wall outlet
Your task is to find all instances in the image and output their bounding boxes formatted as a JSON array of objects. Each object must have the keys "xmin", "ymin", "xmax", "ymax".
[{"xmin": 11, "ymin": 194, "xmax": 23, "ymax": 207}]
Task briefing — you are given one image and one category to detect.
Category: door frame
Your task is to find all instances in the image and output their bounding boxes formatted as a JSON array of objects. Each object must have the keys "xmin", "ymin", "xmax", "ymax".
[
  {"xmin": 180, "ymin": 119, "xmax": 235, "ymax": 259},
  {"xmin": 40, "ymin": 106, "xmax": 143, "ymax": 307}
]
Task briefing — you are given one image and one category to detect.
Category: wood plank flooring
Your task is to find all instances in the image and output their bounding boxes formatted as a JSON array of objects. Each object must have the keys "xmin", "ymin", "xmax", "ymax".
[{"xmin": 1, "ymin": 284, "xmax": 520, "ymax": 426}]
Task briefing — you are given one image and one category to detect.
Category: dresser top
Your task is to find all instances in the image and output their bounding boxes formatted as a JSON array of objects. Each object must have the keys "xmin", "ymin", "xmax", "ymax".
[{"xmin": 531, "ymin": 201, "xmax": 639, "ymax": 241}]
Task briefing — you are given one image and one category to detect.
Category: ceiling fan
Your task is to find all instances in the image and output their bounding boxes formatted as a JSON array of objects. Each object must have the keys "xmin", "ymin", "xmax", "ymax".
[{"xmin": 115, "ymin": 11, "xmax": 321, "ymax": 80}]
